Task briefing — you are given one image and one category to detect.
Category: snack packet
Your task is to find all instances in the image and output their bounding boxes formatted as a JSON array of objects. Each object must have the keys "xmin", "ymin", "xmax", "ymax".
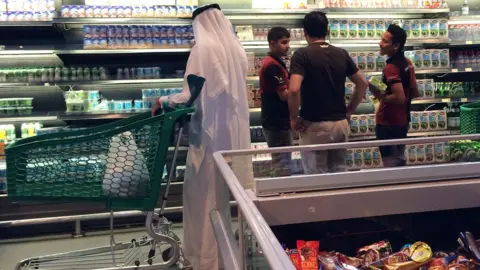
[
  {"xmin": 368, "ymin": 76, "xmax": 387, "ymax": 96},
  {"xmin": 318, "ymin": 253, "xmax": 358, "ymax": 270},
  {"xmin": 297, "ymin": 240, "xmax": 320, "ymax": 270},
  {"xmin": 287, "ymin": 249, "xmax": 302, "ymax": 270},
  {"xmin": 357, "ymin": 240, "xmax": 393, "ymax": 266}
]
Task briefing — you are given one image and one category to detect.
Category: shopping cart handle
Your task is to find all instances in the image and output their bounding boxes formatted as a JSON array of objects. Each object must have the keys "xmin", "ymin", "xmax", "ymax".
[{"xmin": 185, "ymin": 74, "xmax": 205, "ymax": 108}]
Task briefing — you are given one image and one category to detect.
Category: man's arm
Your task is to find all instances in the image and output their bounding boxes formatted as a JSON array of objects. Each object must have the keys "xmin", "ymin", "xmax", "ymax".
[
  {"xmin": 288, "ymin": 74, "xmax": 303, "ymax": 118},
  {"xmin": 410, "ymin": 75, "xmax": 421, "ymax": 99},
  {"xmin": 380, "ymin": 64, "xmax": 406, "ymax": 104},
  {"xmin": 347, "ymin": 71, "xmax": 368, "ymax": 116},
  {"xmin": 264, "ymin": 64, "xmax": 289, "ymax": 101}
]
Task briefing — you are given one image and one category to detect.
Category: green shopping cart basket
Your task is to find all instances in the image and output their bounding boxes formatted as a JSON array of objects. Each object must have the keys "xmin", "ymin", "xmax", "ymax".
[
  {"xmin": 5, "ymin": 108, "xmax": 193, "ymax": 211},
  {"xmin": 461, "ymin": 102, "xmax": 480, "ymax": 134}
]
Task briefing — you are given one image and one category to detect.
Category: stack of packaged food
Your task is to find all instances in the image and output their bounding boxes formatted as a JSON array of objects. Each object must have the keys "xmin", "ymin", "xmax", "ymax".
[{"xmin": 285, "ymin": 238, "xmax": 478, "ymax": 270}]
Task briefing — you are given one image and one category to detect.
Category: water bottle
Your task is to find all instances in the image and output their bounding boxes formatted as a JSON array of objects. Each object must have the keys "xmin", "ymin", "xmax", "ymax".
[
  {"xmin": 457, "ymin": 51, "xmax": 465, "ymax": 70},
  {"xmin": 83, "ymin": 67, "xmax": 91, "ymax": 80},
  {"xmin": 54, "ymin": 67, "xmax": 62, "ymax": 81},
  {"xmin": 21, "ymin": 123, "xmax": 28, "ymax": 139},
  {"xmin": 117, "ymin": 68, "xmax": 123, "ymax": 80}
]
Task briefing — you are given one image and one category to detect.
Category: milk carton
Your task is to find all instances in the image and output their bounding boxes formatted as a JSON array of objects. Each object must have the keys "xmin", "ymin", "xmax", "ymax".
[
  {"xmin": 405, "ymin": 145, "xmax": 417, "ymax": 165},
  {"xmin": 350, "ymin": 115, "xmax": 360, "ymax": 135},
  {"xmin": 421, "ymin": 19, "xmax": 430, "ymax": 38}
]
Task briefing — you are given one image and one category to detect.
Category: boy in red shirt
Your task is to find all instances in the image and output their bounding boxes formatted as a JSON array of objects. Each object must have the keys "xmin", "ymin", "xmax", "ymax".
[
  {"xmin": 369, "ymin": 24, "xmax": 420, "ymax": 167},
  {"xmin": 259, "ymin": 27, "xmax": 292, "ymax": 176}
]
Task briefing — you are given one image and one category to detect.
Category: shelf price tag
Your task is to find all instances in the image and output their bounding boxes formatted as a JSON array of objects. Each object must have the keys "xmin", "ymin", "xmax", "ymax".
[
  {"xmin": 466, "ymin": 67, "xmax": 473, "ymax": 72},
  {"xmin": 452, "ymin": 69, "xmax": 459, "ymax": 73},
  {"xmin": 466, "ymin": 41, "xmax": 473, "ymax": 44},
  {"xmin": 441, "ymin": 98, "xmax": 451, "ymax": 103},
  {"xmin": 461, "ymin": 98, "xmax": 468, "ymax": 102}
]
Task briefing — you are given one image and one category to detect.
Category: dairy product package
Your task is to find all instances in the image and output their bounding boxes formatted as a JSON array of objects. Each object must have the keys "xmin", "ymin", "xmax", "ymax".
[
  {"xmin": 363, "ymin": 148, "xmax": 374, "ymax": 168},
  {"xmin": 431, "ymin": 49, "xmax": 440, "ymax": 68},
  {"xmin": 422, "ymin": 49, "xmax": 431, "ymax": 68},
  {"xmin": 424, "ymin": 79, "xmax": 435, "ymax": 97},
  {"xmin": 357, "ymin": 52, "xmax": 367, "ymax": 71},
  {"xmin": 439, "ymin": 19, "xmax": 448, "ymax": 38},
  {"xmin": 437, "ymin": 110, "xmax": 447, "ymax": 130},
  {"xmin": 61, "ymin": 5, "xmax": 71, "ymax": 17},
  {"xmin": 425, "ymin": 143, "xmax": 435, "ymax": 163},
  {"xmin": 330, "ymin": 19, "xmax": 340, "ymax": 38},
  {"xmin": 417, "ymin": 79, "xmax": 425, "ymax": 97},
  {"xmin": 428, "ymin": 111, "xmax": 438, "ymax": 130},
  {"xmin": 346, "ymin": 149, "xmax": 354, "ymax": 169},
  {"xmin": 421, "ymin": 19, "xmax": 430, "ymax": 38},
  {"xmin": 348, "ymin": 19, "xmax": 358, "ymax": 39},
  {"xmin": 358, "ymin": 20, "xmax": 367, "ymax": 38},
  {"xmin": 413, "ymin": 50, "xmax": 423, "ymax": 69},
  {"xmin": 411, "ymin": 20, "xmax": 421, "ymax": 38},
  {"xmin": 372, "ymin": 147, "xmax": 383, "ymax": 168},
  {"xmin": 349, "ymin": 52, "xmax": 358, "ymax": 67},
  {"xmin": 405, "ymin": 145, "xmax": 417, "ymax": 165},
  {"xmin": 439, "ymin": 49, "xmax": 450, "ymax": 68},
  {"xmin": 429, "ymin": 19, "xmax": 439, "ymax": 38},
  {"xmin": 410, "ymin": 112, "xmax": 421, "ymax": 132},
  {"xmin": 344, "ymin": 81, "xmax": 354, "ymax": 103},
  {"xmin": 376, "ymin": 52, "xmax": 386, "ymax": 70},
  {"xmin": 368, "ymin": 114, "xmax": 376, "ymax": 134},
  {"xmin": 339, "ymin": 19, "xmax": 348, "ymax": 38},
  {"xmin": 350, "ymin": 115, "xmax": 360, "ymax": 136},
  {"xmin": 416, "ymin": 144, "xmax": 426, "ymax": 163},
  {"xmin": 375, "ymin": 20, "xmax": 386, "ymax": 38},
  {"xmin": 434, "ymin": 142, "xmax": 450, "ymax": 163},
  {"xmin": 366, "ymin": 52, "xmax": 376, "ymax": 71},
  {"xmin": 420, "ymin": 112, "xmax": 429, "ymax": 131},
  {"xmin": 359, "ymin": 115, "xmax": 369, "ymax": 135},
  {"xmin": 367, "ymin": 20, "xmax": 375, "ymax": 38},
  {"xmin": 403, "ymin": 20, "xmax": 412, "ymax": 38},
  {"xmin": 353, "ymin": 149, "xmax": 364, "ymax": 168}
]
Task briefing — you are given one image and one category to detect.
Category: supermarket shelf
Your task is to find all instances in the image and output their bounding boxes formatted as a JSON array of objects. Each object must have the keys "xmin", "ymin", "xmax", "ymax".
[
  {"xmin": 412, "ymin": 97, "xmax": 480, "ymax": 104},
  {"xmin": 0, "ymin": 50, "xmax": 55, "ymax": 55},
  {"xmin": 0, "ymin": 21, "xmax": 52, "ymax": 27},
  {"xmin": 222, "ymin": 8, "xmax": 449, "ymax": 15},
  {"xmin": 53, "ymin": 17, "xmax": 192, "ymax": 25},
  {"xmin": 54, "ymin": 48, "xmax": 191, "ymax": 54},
  {"xmin": 0, "ymin": 78, "xmax": 184, "ymax": 88},
  {"xmin": 0, "ymin": 110, "xmax": 149, "ymax": 123},
  {"xmin": 349, "ymin": 130, "xmax": 460, "ymax": 141},
  {"xmin": 249, "ymin": 108, "xmax": 261, "ymax": 113}
]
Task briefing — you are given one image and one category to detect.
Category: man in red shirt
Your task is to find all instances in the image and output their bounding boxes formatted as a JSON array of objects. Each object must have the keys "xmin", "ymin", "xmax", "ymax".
[
  {"xmin": 369, "ymin": 24, "xmax": 420, "ymax": 167},
  {"xmin": 259, "ymin": 27, "xmax": 292, "ymax": 176}
]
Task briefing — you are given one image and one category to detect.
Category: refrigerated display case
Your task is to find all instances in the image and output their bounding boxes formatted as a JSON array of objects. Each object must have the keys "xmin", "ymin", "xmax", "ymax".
[
  {"xmin": 213, "ymin": 134, "xmax": 480, "ymax": 270},
  {"xmin": 2, "ymin": 0, "xmax": 480, "ymax": 235}
]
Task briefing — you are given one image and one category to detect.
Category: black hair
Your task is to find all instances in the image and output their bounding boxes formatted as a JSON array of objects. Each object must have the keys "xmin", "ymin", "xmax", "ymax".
[
  {"xmin": 267, "ymin": 27, "xmax": 291, "ymax": 43},
  {"xmin": 387, "ymin": 24, "xmax": 407, "ymax": 52},
  {"xmin": 192, "ymin": 4, "xmax": 221, "ymax": 20},
  {"xmin": 303, "ymin": 11, "xmax": 328, "ymax": 39}
]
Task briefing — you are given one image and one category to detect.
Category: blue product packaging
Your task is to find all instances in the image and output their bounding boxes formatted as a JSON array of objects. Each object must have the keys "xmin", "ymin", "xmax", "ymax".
[
  {"xmin": 108, "ymin": 25, "xmax": 116, "ymax": 38},
  {"xmin": 114, "ymin": 101, "xmax": 123, "ymax": 110},
  {"xmin": 153, "ymin": 67, "xmax": 161, "ymax": 77},
  {"xmin": 123, "ymin": 100, "xmax": 132, "ymax": 110},
  {"xmin": 129, "ymin": 25, "xmax": 139, "ymax": 38},
  {"xmin": 83, "ymin": 25, "xmax": 92, "ymax": 38},
  {"xmin": 120, "ymin": 37, "xmax": 130, "ymax": 49},
  {"xmin": 84, "ymin": 38, "xmax": 93, "ymax": 49},
  {"xmin": 134, "ymin": 100, "xmax": 143, "ymax": 109},
  {"xmin": 99, "ymin": 26, "xmax": 108, "ymax": 38},
  {"xmin": 145, "ymin": 25, "xmax": 152, "ymax": 38},
  {"xmin": 137, "ymin": 38, "xmax": 146, "ymax": 48},
  {"xmin": 166, "ymin": 26, "xmax": 175, "ymax": 38},
  {"xmin": 130, "ymin": 38, "xmax": 139, "ymax": 49},
  {"xmin": 121, "ymin": 25, "xmax": 129, "ymax": 38},
  {"xmin": 153, "ymin": 37, "xmax": 162, "ymax": 48},
  {"xmin": 168, "ymin": 37, "xmax": 176, "ymax": 48},
  {"xmin": 144, "ymin": 67, "xmax": 153, "ymax": 78},
  {"xmin": 138, "ymin": 25, "xmax": 146, "ymax": 38},
  {"xmin": 145, "ymin": 37, "xmax": 153, "ymax": 48},
  {"xmin": 152, "ymin": 25, "xmax": 161, "ymax": 38},
  {"xmin": 136, "ymin": 67, "xmax": 144, "ymax": 78}
]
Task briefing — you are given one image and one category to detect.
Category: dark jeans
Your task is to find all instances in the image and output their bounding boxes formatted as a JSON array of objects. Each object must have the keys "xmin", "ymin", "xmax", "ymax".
[
  {"xmin": 263, "ymin": 128, "xmax": 293, "ymax": 177},
  {"xmin": 376, "ymin": 124, "xmax": 409, "ymax": 167}
]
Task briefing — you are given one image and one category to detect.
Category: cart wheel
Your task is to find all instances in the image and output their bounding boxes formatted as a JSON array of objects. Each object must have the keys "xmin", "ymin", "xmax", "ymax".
[
  {"xmin": 162, "ymin": 247, "xmax": 173, "ymax": 261},
  {"xmin": 131, "ymin": 239, "xmax": 137, "ymax": 244},
  {"xmin": 147, "ymin": 258, "xmax": 153, "ymax": 265},
  {"xmin": 134, "ymin": 260, "xmax": 140, "ymax": 267}
]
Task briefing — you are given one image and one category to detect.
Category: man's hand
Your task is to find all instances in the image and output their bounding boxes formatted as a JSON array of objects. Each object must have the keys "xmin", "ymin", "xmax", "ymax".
[
  {"xmin": 152, "ymin": 98, "xmax": 162, "ymax": 116},
  {"xmin": 290, "ymin": 116, "xmax": 306, "ymax": 133}
]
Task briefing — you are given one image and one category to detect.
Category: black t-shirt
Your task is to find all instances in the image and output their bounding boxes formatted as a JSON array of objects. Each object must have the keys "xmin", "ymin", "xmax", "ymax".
[
  {"xmin": 290, "ymin": 42, "xmax": 359, "ymax": 122},
  {"xmin": 260, "ymin": 55, "xmax": 290, "ymax": 130}
]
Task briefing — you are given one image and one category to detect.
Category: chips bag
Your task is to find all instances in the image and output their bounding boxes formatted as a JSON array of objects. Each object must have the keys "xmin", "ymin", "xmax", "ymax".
[
  {"xmin": 297, "ymin": 240, "xmax": 320, "ymax": 270},
  {"xmin": 287, "ymin": 249, "xmax": 302, "ymax": 270}
]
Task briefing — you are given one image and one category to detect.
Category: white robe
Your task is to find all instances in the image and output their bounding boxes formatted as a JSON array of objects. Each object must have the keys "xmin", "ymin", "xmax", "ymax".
[{"xmin": 161, "ymin": 8, "xmax": 250, "ymax": 270}]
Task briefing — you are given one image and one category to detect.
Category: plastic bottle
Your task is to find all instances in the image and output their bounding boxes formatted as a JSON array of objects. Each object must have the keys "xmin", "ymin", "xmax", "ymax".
[
  {"xmin": 462, "ymin": 0, "xmax": 469, "ymax": 15},
  {"xmin": 457, "ymin": 51, "xmax": 465, "ymax": 69},
  {"xmin": 83, "ymin": 67, "xmax": 91, "ymax": 80},
  {"xmin": 117, "ymin": 68, "xmax": 123, "ymax": 80},
  {"xmin": 21, "ymin": 123, "xmax": 28, "ymax": 139}
]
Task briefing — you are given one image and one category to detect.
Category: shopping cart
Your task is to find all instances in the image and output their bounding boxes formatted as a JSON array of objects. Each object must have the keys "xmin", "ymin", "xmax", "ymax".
[{"xmin": 7, "ymin": 75, "xmax": 205, "ymax": 270}]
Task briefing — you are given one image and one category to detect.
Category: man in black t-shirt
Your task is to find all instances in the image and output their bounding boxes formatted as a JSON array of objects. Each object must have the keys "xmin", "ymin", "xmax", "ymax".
[
  {"xmin": 260, "ymin": 27, "xmax": 292, "ymax": 177},
  {"xmin": 288, "ymin": 11, "xmax": 368, "ymax": 174}
]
